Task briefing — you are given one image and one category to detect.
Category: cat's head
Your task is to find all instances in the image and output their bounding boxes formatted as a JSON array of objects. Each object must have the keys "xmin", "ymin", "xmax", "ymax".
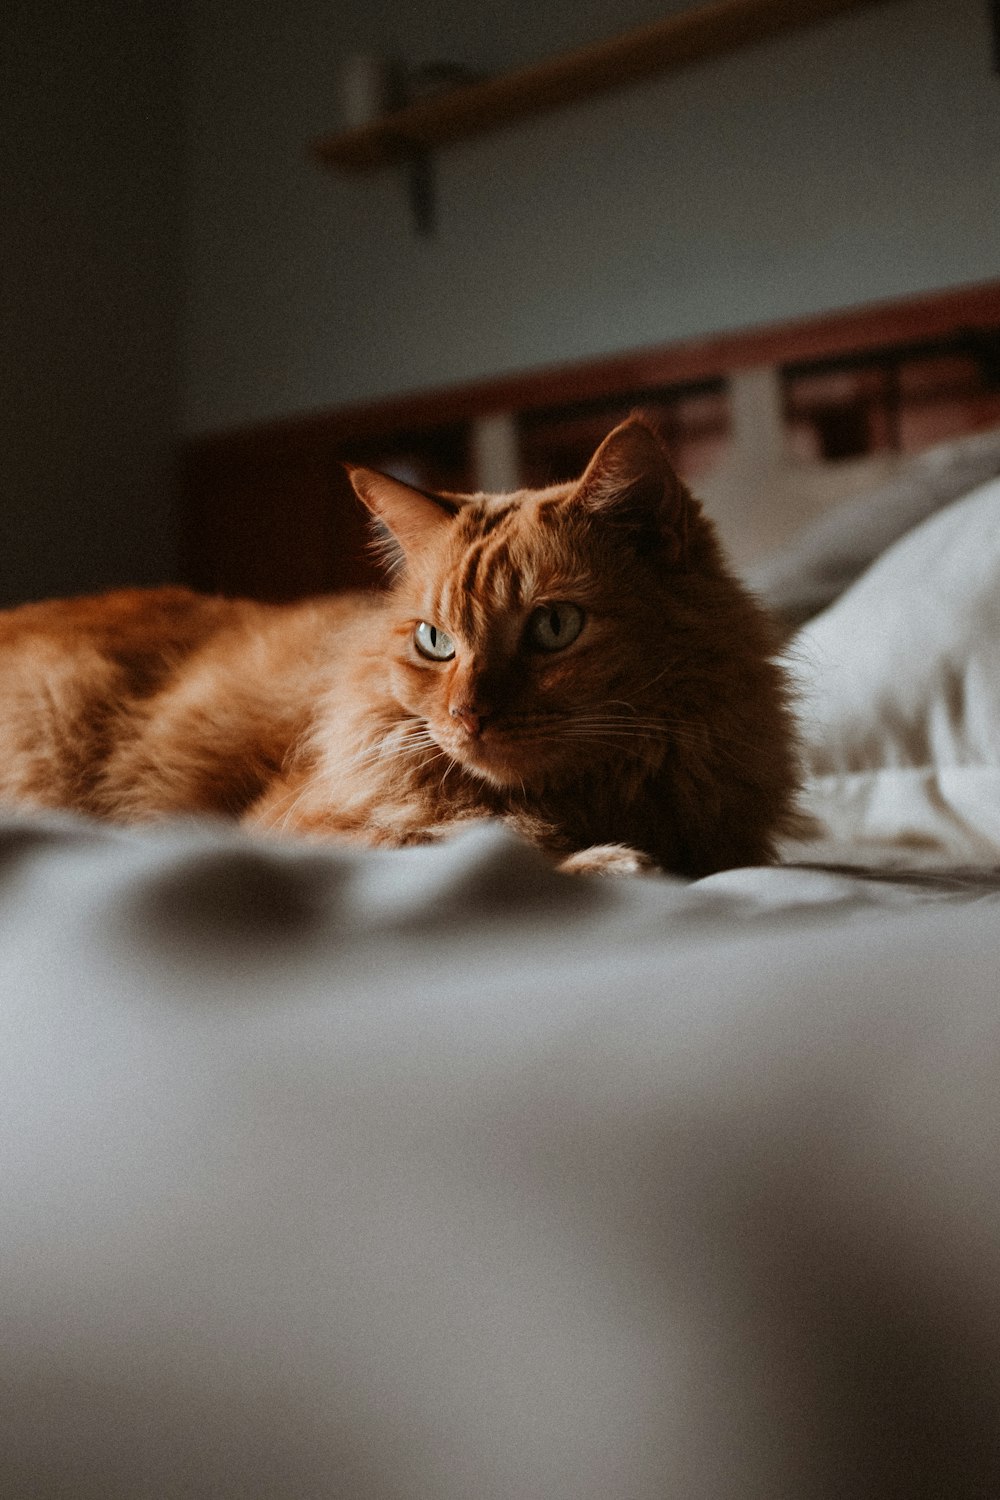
[{"xmin": 346, "ymin": 417, "xmax": 735, "ymax": 792}]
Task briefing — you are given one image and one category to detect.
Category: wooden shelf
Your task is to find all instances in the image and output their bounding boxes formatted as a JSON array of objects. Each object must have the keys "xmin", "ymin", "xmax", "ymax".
[{"xmin": 313, "ymin": 0, "xmax": 890, "ymax": 174}]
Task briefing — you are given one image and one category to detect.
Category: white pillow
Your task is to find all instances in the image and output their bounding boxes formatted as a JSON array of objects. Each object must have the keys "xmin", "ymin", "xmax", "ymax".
[
  {"xmin": 748, "ymin": 426, "xmax": 1000, "ymax": 626},
  {"xmin": 791, "ymin": 475, "xmax": 1000, "ymax": 774},
  {"xmin": 784, "ymin": 476, "xmax": 1000, "ymax": 867}
]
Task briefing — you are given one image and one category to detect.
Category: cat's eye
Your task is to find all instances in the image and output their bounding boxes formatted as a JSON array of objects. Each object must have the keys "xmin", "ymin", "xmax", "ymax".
[
  {"xmin": 527, "ymin": 602, "xmax": 585, "ymax": 652},
  {"xmin": 413, "ymin": 621, "xmax": 456, "ymax": 661}
]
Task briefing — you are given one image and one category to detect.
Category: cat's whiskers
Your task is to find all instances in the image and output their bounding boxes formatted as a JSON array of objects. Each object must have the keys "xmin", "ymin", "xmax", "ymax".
[
  {"xmin": 631, "ymin": 657, "xmax": 683, "ymax": 697},
  {"xmin": 264, "ymin": 720, "xmax": 447, "ymax": 831},
  {"xmin": 438, "ymin": 752, "xmax": 458, "ymax": 793},
  {"xmin": 388, "ymin": 727, "xmax": 464, "ymax": 789},
  {"xmin": 570, "ymin": 717, "xmax": 762, "ymax": 758},
  {"xmin": 500, "ymin": 703, "xmax": 769, "ymax": 781},
  {"xmin": 270, "ymin": 779, "xmax": 318, "ymax": 833},
  {"xmin": 589, "ymin": 692, "xmax": 789, "ymax": 766},
  {"xmin": 574, "ymin": 702, "xmax": 776, "ymax": 751}
]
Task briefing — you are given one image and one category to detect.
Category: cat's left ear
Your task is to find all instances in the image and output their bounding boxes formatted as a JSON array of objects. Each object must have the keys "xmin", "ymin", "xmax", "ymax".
[
  {"xmin": 346, "ymin": 465, "xmax": 459, "ymax": 563},
  {"xmin": 575, "ymin": 418, "xmax": 697, "ymax": 567}
]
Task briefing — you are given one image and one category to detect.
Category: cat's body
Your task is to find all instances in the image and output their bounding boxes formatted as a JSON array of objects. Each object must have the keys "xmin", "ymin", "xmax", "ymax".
[{"xmin": 0, "ymin": 419, "xmax": 798, "ymax": 876}]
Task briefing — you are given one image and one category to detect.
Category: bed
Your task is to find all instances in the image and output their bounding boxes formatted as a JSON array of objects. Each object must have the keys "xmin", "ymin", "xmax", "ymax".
[{"xmin": 6, "ymin": 330, "xmax": 1000, "ymax": 1494}]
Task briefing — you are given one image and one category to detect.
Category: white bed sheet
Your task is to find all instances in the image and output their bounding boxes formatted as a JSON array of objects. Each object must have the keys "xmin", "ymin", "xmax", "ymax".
[{"xmin": 3, "ymin": 812, "xmax": 1000, "ymax": 1497}]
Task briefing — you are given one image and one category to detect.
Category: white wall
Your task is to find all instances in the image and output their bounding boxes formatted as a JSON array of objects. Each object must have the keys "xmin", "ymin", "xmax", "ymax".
[
  {"xmin": 184, "ymin": 0, "xmax": 1000, "ymax": 436},
  {"xmin": 1, "ymin": 0, "xmax": 182, "ymax": 607}
]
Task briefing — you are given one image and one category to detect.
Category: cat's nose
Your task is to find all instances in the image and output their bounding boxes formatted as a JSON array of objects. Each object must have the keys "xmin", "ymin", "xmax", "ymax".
[{"xmin": 450, "ymin": 703, "xmax": 488, "ymax": 738}]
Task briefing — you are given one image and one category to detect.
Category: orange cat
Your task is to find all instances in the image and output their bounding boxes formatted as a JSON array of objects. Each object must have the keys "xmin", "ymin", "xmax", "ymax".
[{"xmin": 0, "ymin": 418, "xmax": 798, "ymax": 875}]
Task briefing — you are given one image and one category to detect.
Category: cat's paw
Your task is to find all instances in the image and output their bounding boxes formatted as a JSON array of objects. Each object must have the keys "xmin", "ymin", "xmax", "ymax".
[{"xmin": 558, "ymin": 843, "xmax": 657, "ymax": 878}]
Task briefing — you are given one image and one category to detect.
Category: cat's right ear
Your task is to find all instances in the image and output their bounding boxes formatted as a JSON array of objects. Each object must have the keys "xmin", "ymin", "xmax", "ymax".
[{"xmin": 345, "ymin": 466, "xmax": 459, "ymax": 569}]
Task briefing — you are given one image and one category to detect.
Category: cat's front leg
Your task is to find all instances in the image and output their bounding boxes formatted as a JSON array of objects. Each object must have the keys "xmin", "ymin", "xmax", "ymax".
[
  {"xmin": 502, "ymin": 809, "xmax": 659, "ymax": 877},
  {"xmin": 557, "ymin": 843, "xmax": 659, "ymax": 878}
]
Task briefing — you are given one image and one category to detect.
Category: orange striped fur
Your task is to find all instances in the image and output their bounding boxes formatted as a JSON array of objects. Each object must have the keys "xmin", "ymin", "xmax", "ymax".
[{"xmin": 0, "ymin": 419, "xmax": 798, "ymax": 875}]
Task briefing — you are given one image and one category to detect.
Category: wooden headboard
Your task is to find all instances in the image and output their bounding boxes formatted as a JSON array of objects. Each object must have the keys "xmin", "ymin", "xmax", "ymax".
[{"xmin": 180, "ymin": 279, "xmax": 1000, "ymax": 601}]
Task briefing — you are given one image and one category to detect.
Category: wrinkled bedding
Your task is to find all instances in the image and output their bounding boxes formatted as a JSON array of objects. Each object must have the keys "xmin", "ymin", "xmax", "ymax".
[
  {"xmin": 4, "ymin": 457, "xmax": 1000, "ymax": 1496},
  {"xmin": 784, "ymin": 472, "xmax": 1000, "ymax": 870},
  {"xmin": 3, "ymin": 814, "xmax": 1000, "ymax": 1498}
]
